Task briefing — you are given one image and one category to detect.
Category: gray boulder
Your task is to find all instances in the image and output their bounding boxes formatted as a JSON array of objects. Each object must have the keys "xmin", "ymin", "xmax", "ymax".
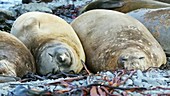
[{"xmin": 0, "ymin": 9, "xmax": 15, "ymax": 32}]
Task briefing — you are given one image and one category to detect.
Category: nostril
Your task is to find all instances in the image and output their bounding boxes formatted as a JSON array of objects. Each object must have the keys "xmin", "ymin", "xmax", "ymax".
[
  {"xmin": 131, "ymin": 62, "xmax": 135, "ymax": 65},
  {"xmin": 118, "ymin": 60, "xmax": 125, "ymax": 69},
  {"xmin": 122, "ymin": 64, "xmax": 125, "ymax": 69},
  {"xmin": 57, "ymin": 53, "xmax": 71, "ymax": 67},
  {"xmin": 58, "ymin": 54, "xmax": 66, "ymax": 62},
  {"xmin": 58, "ymin": 53, "xmax": 68, "ymax": 62},
  {"xmin": 131, "ymin": 62, "xmax": 138, "ymax": 66}
]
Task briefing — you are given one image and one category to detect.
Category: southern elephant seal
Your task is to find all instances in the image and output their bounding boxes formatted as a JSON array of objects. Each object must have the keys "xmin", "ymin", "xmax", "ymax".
[
  {"xmin": 81, "ymin": 0, "xmax": 170, "ymax": 13},
  {"xmin": 71, "ymin": 9, "xmax": 166, "ymax": 73},
  {"xmin": 0, "ymin": 31, "xmax": 35, "ymax": 82},
  {"xmin": 11, "ymin": 12, "xmax": 85, "ymax": 75}
]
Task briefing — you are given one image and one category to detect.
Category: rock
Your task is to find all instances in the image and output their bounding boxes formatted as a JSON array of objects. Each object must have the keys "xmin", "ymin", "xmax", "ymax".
[
  {"xmin": 0, "ymin": 0, "xmax": 21, "ymax": 10},
  {"xmin": 5, "ymin": 0, "xmax": 92, "ymax": 25},
  {"xmin": 136, "ymin": 70, "xmax": 144, "ymax": 79},
  {"xmin": 0, "ymin": 9, "xmax": 15, "ymax": 32},
  {"xmin": 0, "ymin": 3, "xmax": 53, "ymax": 32},
  {"xmin": 0, "ymin": 69, "xmax": 170, "ymax": 95},
  {"xmin": 125, "ymin": 79, "xmax": 133, "ymax": 86},
  {"xmin": 22, "ymin": 0, "xmax": 53, "ymax": 4},
  {"xmin": 9, "ymin": 3, "xmax": 52, "ymax": 17}
]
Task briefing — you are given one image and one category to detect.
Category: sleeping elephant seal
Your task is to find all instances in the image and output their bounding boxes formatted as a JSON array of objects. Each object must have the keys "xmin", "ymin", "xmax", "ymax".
[
  {"xmin": 71, "ymin": 9, "xmax": 166, "ymax": 73},
  {"xmin": 11, "ymin": 12, "xmax": 85, "ymax": 75},
  {"xmin": 81, "ymin": 0, "xmax": 170, "ymax": 13},
  {"xmin": 0, "ymin": 31, "xmax": 35, "ymax": 82},
  {"xmin": 127, "ymin": 8, "xmax": 170, "ymax": 56}
]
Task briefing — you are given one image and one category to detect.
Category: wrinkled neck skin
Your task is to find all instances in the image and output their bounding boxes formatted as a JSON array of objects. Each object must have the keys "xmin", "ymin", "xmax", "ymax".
[
  {"xmin": 117, "ymin": 47, "xmax": 150, "ymax": 70},
  {"xmin": 36, "ymin": 40, "xmax": 76, "ymax": 75}
]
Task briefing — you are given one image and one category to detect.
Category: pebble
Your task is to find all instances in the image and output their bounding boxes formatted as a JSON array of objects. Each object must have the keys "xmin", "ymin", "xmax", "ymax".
[
  {"xmin": 0, "ymin": 0, "xmax": 93, "ymax": 32},
  {"xmin": 125, "ymin": 79, "xmax": 133, "ymax": 86},
  {"xmin": 1, "ymin": 69, "xmax": 170, "ymax": 95}
]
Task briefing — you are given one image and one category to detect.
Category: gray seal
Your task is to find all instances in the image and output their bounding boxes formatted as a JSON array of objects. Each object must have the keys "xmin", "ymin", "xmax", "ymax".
[
  {"xmin": 81, "ymin": 0, "xmax": 170, "ymax": 13},
  {"xmin": 128, "ymin": 7, "xmax": 170, "ymax": 56}
]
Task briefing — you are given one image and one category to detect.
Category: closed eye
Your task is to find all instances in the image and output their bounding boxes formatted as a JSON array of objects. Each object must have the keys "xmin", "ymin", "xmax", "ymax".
[
  {"xmin": 139, "ymin": 57, "xmax": 145, "ymax": 59},
  {"xmin": 48, "ymin": 53, "xmax": 53, "ymax": 57},
  {"xmin": 122, "ymin": 58, "xmax": 128, "ymax": 61}
]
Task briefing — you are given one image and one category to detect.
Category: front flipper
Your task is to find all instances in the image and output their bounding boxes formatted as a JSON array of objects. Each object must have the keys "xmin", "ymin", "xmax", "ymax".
[{"xmin": 0, "ymin": 75, "xmax": 20, "ymax": 83}]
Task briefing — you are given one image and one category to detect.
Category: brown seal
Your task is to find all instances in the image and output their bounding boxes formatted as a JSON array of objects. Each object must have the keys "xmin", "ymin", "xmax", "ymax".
[
  {"xmin": 71, "ymin": 9, "xmax": 166, "ymax": 73},
  {"xmin": 0, "ymin": 31, "xmax": 35, "ymax": 82},
  {"xmin": 11, "ymin": 12, "xmax": 85, "ymax": 75},
  {"xmin": 81, "ymin": 0, "xmax": 170, "ymax": 13}
]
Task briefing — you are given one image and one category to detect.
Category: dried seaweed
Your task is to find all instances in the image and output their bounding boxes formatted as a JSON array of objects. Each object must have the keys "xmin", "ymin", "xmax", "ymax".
[{"xmin": 7, "ymin": 63, "xmax": 170, "ymax": 96}]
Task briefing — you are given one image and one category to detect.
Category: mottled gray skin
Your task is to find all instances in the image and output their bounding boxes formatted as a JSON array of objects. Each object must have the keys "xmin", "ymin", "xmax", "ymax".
[
  {"xmin": 0, "ymin": 31, "xmax": 35, "ymax": 82},
  {"xmin": 81, "ymin": 0, "xmax": 170, "ymax": 13},
  {"xmin": 71, "ymin": 9, "xmax": 166, "ymax": 73},
  {"xmin": 127, "ymin": 7, "xmax": 170, "ymax": 56}
]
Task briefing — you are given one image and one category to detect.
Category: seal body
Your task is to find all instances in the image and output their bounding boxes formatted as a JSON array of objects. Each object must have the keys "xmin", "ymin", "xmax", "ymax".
[
  {"xmin": 11, "ymin": 12, "xmax": 85, "ymax": 75},
  {"xmin": 156, "ymin": 0, "xmax": 170, "ymax": 3},
  {"xmin": 71, "ymin": 9, "xmax": 166, "ymax": 72},
  {"xmin": 81, "ymin": 0, "xmax": 170, "ymax": 13},
  {"xmin": 0, "ymin": 31, "xmax": 35, "ymax": 79},
  {"xmin": 128, "ymin": 8, "xmax": 170, "ymax": 56}
]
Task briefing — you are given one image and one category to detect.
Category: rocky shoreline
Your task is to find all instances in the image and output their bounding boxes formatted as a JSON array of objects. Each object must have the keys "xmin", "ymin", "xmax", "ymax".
[
  {"xmin": 1, "ymin": 68, "xmax": 170, "ymax": 95},
  {"xmin": 0, "ymin": 0, "xmax": 92, "ymax": 32},
  {"xmin": 0, "ymin": 0, "xmax": 170, "ymax": 95}
]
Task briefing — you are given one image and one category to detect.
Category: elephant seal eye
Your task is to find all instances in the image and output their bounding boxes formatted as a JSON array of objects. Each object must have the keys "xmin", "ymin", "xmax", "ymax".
[
  {"xmin": 122, "ymin": 58, "xmax": 128, "ymax": 61},
  {"xmin": 139, "ymin": 57, "xmax": 145, "ymax": 59}
]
